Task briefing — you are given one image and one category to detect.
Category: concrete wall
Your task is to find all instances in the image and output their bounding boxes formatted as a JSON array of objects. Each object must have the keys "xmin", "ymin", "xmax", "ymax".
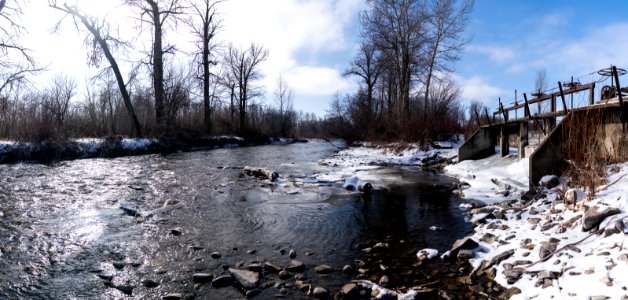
[
  {"xmin": 599, "ymin": 108, "xmax": 628, "ymax": 162},
  {"xmin": 528, "ymin": 120, "xmax": 565, "ymax": 187},
  {"xmin": 458, "ymin": 127, "xmax": 497, "ymax": 161}
]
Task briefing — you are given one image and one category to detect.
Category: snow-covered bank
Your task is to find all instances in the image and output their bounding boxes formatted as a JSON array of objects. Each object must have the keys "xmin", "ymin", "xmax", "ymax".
[
  {"xmin": 313, "ymin": 140, "xmax": 628, "ymax": 299},
  {"xmin": 0, "ymin": 136, "xmax": 307, "ymax": 164}
]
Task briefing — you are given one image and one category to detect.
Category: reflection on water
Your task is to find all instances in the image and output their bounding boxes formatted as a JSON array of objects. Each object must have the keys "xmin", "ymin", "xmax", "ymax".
[{"xmin": 0, "ymin": 141, "xmax": 471, "ymax": 299}]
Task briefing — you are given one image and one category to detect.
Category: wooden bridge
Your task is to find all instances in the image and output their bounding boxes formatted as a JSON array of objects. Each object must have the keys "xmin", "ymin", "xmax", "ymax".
[{"xmin": 458, "ymin": 66, "xmax": 628, "ymax": 188}]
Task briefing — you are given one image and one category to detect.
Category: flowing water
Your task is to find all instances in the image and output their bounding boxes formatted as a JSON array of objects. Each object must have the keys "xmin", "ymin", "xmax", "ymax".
[{"xmin": 0, "ymin": 141, "xmax": 472, "ymax": 299}]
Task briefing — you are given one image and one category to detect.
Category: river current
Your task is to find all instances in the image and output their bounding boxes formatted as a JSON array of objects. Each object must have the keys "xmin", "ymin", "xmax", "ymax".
[{"xmin": 0, "ymin": 141, "xmax": 472, "ymax": 299}]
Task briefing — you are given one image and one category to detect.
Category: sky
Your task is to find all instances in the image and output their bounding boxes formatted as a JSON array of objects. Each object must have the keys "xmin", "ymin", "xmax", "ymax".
[{"xmin": 11, "ymin": 0, "xmax": 628, "ymax": 117}]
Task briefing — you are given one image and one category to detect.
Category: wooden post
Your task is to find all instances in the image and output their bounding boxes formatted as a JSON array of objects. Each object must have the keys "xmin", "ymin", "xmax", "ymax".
[
  {"xmin": 589, "ymin": 82, "xmax": 595, "ymax": 105},
  {"xmin": 499, "ymin": 98, "xmax": 507, "ymax": 122},
  {"xmin": 484, "ymin": 108, "xmax": 492, "ymax": 126},
  {"xmin": 500, "ymin": 125, "xmax": 508, "ymax": 157},
  {"xmin": 550, "ymin": 94, "xmax": 556, "ymax": 113},
  {"xmin": 523, "ymin": 93, "xmax": 530, "ymax": 117},
  {"xmin": 558, "ymin": 81, "xmax": 568, "ymax": 113},
  {"xmin": 474, "ymin": 108, "xmax": 481, "ymax": 128}
]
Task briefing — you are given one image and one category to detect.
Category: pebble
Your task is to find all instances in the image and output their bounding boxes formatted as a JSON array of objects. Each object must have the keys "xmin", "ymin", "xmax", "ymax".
[
  {"xmin": 247, "ymin": 249, "xmax": 257, "ymax": 254},
  {"xmin": 278, "ymin": 270, "xmax": 292, "ymax": 279},
  {"xmin": 285, "ymin": 260, "xmax": 304, "ymax": 272},
  {"xmin": 341, "ymin": 283, "xmax": 358, "ymax": 296},
  {"xmin": 378, "ymin": 275, "xmax": 390, "ymax": 287},
  {"xmin": 112, "ymin": 261, "xmax": 126, "ymax": 270},
  {"xmin": 210, "ymin": 252, "xmax": 221, "ymax": 259},
  {"xmin": 170, "ymin": 227, "xmax": 183, "ymax": 235},
  {"xmin": 289, "ymin": 249, "xmax": 296, "ymax": 258}
]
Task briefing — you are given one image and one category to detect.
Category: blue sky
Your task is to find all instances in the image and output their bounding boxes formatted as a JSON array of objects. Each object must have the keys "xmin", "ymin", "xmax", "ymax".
[{"xmin": 18, "ymin": 0, "xmax": 628, "ymax": 118}]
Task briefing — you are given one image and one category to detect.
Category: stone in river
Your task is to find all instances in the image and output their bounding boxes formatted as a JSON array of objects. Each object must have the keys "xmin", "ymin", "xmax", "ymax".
[
  {"xmin": 229, "ymin": 268, "xmax": 260, "ymax": 290},
  {"xmin": 314, "ymin": 264, "xmax": 334, "ymax": 274},
  {"xmin": 210, "ymin": 251, "xmax": 221, "ymax": 259},
  {"xmin": 342, "ymin": 265, "xmax": 353, "ymax": 274},
  {"xmin": 211, "ymin": 275, "xmax": 233, "ymax": 288},
  {"xmin": 312, "ymin": 287, "xmax": 329, "ymax": 298},
  {"xmin": 170, "ymin": 227, "xmax": 183, "ymax": 236},
  {"xmin": 264, "ymin": 262, "xmax": 282, "ymax": 273},
  {"xmin": 278, "ymin": 270, "xmax": 292, "ymax": 279},
  {"xmin": 192, "ymin": 273, "xmax": 213, "ymax": 283},
  {"xmin": 246, "ymin": 289, "xmax": 261, "ymax": 298},
  {"xmin": 289, "ymin": 249, "xmax": 296, "ymax": 258},
  {"xmin": 449, "ymin": 237, "xmax": 479, "ymax": 257},
  {"xmin": 378, "ymin": 275, "xmax": 390, "ymax": 287},
  {"xmin": 285, "ymin": 260, "xmax": 305, "ymax": 272}
]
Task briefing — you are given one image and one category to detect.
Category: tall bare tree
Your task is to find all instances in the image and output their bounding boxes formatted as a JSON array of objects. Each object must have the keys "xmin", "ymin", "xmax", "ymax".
[
  {"xmin": 187, "ymin": 0, "xmax": 222, "ymax": 133},
  {"xmin": 43, "ymin": 74, "xmax": 76, "ymax": 126},
  {"xmin": 49, "ymin": 1, "xmax": 143, "ymax": 137},
  {"xmin": 127, "ymin": 0, "xmax": 185, "ymax": 128},
  {"xmin": 222, "ymin": 43, "xmax": 269, "ymax": 132},
  {"xmin": 423, "ymin": 0, "xmax": 473, "ymax": 122},
  {"xmin": 344, "ymin": 42, "xmax": 380, "ymax": 122},
  {"xmin": 274, "ymin": 75, "xmax": 294, "ymax": 136}
]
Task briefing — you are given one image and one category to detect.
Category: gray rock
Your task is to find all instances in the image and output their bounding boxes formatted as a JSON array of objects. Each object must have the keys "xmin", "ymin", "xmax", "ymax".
[
  {"xmin": 312, "ymin": 287, "xmax": 329, "ymax": 298},
  {"xmin": 490, "ymin": 249, "xmax": 515, "ymax": 266},
  {"xmin": 112, "ymin": 261, "xmax": 126, "ymax": 270},
  {"xmin": 289, "ymin": 249, "xmax": 296, "ymax": 259},
  {"xmin": 457, "ymin": 249, "xmax": 475, "ymax": 260},
  {"xmin": 229, "ymin": 268, "xmax": 260, "ymax": 290},
  {"xmin": 564, "ymin": 189, "xmax": 577, "ymax": 207},
  {"xmin": 450, "ymin": 237, "xmax": 479, "ymax": 257},
  {"xmin": 582, "ymin": 206, "xmax": 621, "ymax": 231},
  {"xmin": 264, "ymin": 262, "xmax": 282, "ymax": 273},
  {"xmin": 211, "ymin": 275, "xmax": 233, "ymax": 288},
  {"xmin": 170, "ymin": 227, "xmax": 183, "ymax": 236},
  {"xmin": 114, "ymin": 285, "xmax": 134, "ymax": 295},
  {"xmin": 120, "ymin": 203, "xmax": 140, "ymax": 216},
  {"xmin": 285, "ymin": 260, "xmax": 305, "ymax": 272},
  {"xmin": 278, "ymin": 270, "xmax": 292, "ymax": 279},
  {"xmin": 210, "ymin": 251, "xmax": 221, "ymax": 259},
  {"xmin": 192, "ymin": 273, "xmax": 213, "ymax": 283},
  {"xmin": 247, "ymin": 263, "xmax": 262, "ymax": 272},
  {"xmin": 480, "ymin": 233, "xmax": 496, "ymax": 244},
  {"xmin": 539, "ymin": 175, "xmax": 560, "ymax": 189},
  {"xmin": 618, "ymin": 253, "xmax": 628, "ymax": 262},
  {"xmin": 537, "ymin": 270, "xmax": 559, "ymax": 280},
  {"xmin": 246, "ymin": 289, "xmax": 261, "ymax": 298},
  {"xmin": 314, "ymin": 264, "xmax": 334, "ymax": 274},
  {"xmin": 539, "ymin": 241, "xmax": 558, "ymax": 261},
  {"xmin": 504, "ymin": 268, "xmax": 523, "ymax": 284}
]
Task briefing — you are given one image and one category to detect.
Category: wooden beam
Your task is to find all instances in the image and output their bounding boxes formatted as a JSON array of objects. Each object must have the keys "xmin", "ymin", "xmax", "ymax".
[
  {"xmin": 558, "ymin": 81, "xmax": 568, "ymax": 113},
  {"xmin": 613, "ymin": 66, "xmax": 623, "ymax": 106},
  {"xmin": 523, "ymin": 93, "xmax": 530, "ymax": 117}
]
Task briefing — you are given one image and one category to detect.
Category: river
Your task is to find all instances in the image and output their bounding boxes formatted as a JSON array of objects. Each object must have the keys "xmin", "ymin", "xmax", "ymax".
[{"xmin": 0, "ymin": 141, "xmax": 472, "ymax": 299}]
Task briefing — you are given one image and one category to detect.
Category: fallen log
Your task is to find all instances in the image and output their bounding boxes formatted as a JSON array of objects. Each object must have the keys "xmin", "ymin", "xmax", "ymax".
[{"xmin": 243, "ymin": 166, "xmax": 279, "ymax": 182}]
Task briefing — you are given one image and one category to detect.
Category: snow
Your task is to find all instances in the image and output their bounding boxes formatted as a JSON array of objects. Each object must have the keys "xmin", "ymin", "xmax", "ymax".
[
  {"xmin": 315, "ymin": 137, "xmax": 628, "ymax": 299},
  {"xmin": 417, "ymin": 248, "xmax": 439, "ymax": 260}
]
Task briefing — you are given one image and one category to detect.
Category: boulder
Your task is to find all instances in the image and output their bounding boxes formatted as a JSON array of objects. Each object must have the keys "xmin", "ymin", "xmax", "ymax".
[
  {"xmin": 539, "ymin": 175, "xmax": 560, "ymax": 189},
  {"xmin": 312, "ymin": 287, "xmax": 329, "ymax": 299},
  {"xmin": 449, "ymin": 237, "xmax": 479, "ymax": 257},
  {"xmin": 490, "ymin": 249, "xmax": 515, "ymax": 266},
  {"xmin": 314, "ymin": 264, "xmax": 334, "ymax": 274},
  {"xmin": 582, "ymin": 205, "xmax": 621, "ymax": 231},
  {"xmin": 264, "ymin": 262, "xmax": 282, "ymax": 273},
  {"xmin": 228, "ymin": 268, "xmax": 260, "ymax": 290}
]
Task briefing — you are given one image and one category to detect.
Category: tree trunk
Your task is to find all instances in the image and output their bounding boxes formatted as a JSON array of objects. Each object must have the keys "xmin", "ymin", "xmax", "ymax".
[
  {"xmin": 148, "ymin": 0, "xmax": 166, "ymax": 128},
  {"xmin": 202, "ymin": 21, "xmax": 211, "ymax": 133}
]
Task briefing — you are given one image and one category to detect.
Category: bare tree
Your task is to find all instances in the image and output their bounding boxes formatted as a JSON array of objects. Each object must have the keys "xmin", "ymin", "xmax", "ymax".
[
  {"xmin": 127, "ymin": 0, "xmax": 185, "ymax": 128},
  {"xmin": 222, "ymin": 43, "xmax": 269, "ymax": 132},
  {"xmin": 163, "ymin": 65, "xmax": 193, "ymax": 126},
  {"xmin": 274, "ymin": 75, "xmax": 294, "ymax": 136},
  {"xmin": 533, "ymin": 67, "xmax": 548, "ymax": 113},
  {"xmin": 49, "ymin": 1, "xmax": 144, "ymax": 137},
  {"xmin": 344, "ymin": 42, "xmax": 380, "ymax": 122},
  {"xmin": 423, "ymin": 0, "xmax": 473, "ymax": 122},
  {"xmin": 43, "ymin": 74, "xmax": 76, "ymax": 126},
  {"xmin": 361, "ymin": 0, "xmax": 428, "ymax": 121},
  {"xmin": 186, "ymin": 0, "xmax": 222, "ymax": 133}
]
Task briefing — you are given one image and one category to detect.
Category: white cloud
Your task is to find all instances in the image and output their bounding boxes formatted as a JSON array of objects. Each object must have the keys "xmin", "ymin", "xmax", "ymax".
[
  {"xmin": 458, "ymin": 76, "xmax": 503, "ymax": 104},
  {"xmin": 469, "ymin": 45, "xmax": 517, "ymax": 62},
  {"xmin": 285, "ymin": 66, "xmax": 353, "ymax": 97}
]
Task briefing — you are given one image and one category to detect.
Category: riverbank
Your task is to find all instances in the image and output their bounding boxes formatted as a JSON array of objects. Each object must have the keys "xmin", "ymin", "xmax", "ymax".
[
  {"xmin": 0, "ymin": 135, "xmax": 307, "ymax": 164},
  {"xmin": 330, "ymin": 141, "xmax": 628, "ymax": 299}
]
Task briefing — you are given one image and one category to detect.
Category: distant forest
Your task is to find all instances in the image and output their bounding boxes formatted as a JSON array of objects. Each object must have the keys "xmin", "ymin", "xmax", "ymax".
[{"xmin": 0, "ymin": 0, "xmax": 478, "ymax": 143}]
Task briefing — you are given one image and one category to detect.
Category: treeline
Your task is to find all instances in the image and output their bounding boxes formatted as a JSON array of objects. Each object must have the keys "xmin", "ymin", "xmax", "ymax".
[
  {"xmin": 332, "ymin": 0, "xmax": 475, "ymax": 142},
  {"xmin": 0, "ymin": 0, "xmax": 330, "ymax": 142}
]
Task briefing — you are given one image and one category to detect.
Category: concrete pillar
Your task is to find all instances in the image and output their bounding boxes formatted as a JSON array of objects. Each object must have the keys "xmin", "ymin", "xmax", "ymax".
[
  {"xmin": 500, "ymin": 125, "xmax": 509, "ymax": 157},
  {"xmin": 519, "ymin": 122, "xmax": 528, "ymax": 159}
]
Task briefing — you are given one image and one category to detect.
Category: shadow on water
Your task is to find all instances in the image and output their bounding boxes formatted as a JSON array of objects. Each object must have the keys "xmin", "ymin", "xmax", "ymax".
[{"xmin": 0, "ymin": 141, "xmax": 472, "ymax": 299}]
